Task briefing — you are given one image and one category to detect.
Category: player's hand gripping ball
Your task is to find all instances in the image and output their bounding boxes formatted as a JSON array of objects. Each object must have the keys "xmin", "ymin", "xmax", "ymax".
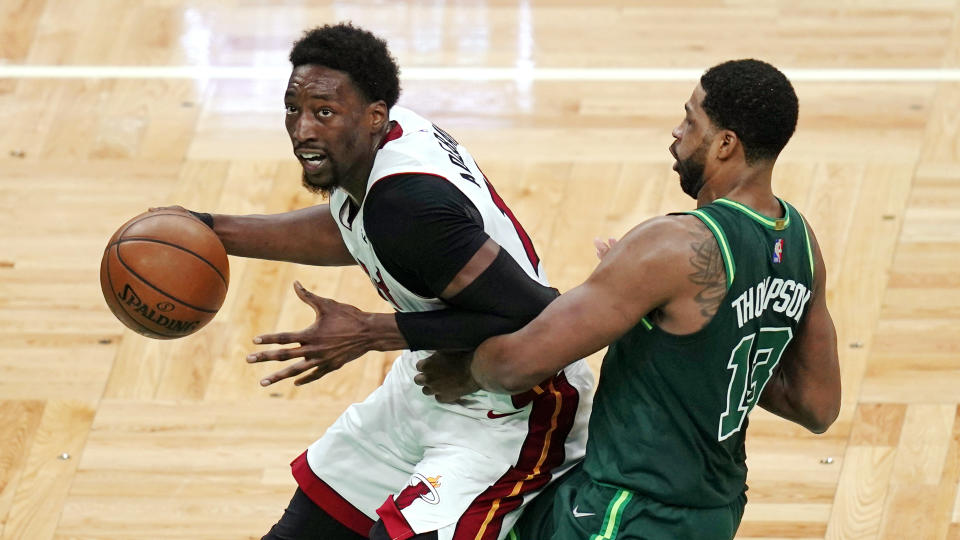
[{"xmin": 99, "ymin": 209, "xmax": 229, "ymax": 339}]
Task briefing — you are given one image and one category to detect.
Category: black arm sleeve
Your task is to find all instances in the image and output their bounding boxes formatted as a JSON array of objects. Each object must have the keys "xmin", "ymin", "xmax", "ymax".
[
  {"xmin": 395, "ymin": 249, "xmax": 560, "ymax": 350},
  {"xmin": 364, "ymin": 174, "xmax": 556, "ymax": 350},
  {"xmin": 364, "ymin": 174, "xmax": 488, "ymax": 297}
]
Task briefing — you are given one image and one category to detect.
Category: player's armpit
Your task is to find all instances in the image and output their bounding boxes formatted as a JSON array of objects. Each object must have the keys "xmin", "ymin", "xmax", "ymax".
[
  {"xmin": 471, "ymin": 217, "xmax": 692, "ymax": 394},
  {"xmin": 210, "ymin": 205, "xmax": 356, "ymax": 266},
  {"xmin": 758, "ymin": 225, "xmax": 841, "ymax": 433}
]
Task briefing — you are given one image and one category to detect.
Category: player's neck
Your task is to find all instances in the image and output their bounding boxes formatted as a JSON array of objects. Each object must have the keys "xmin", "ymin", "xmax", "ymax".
[
  {"xmin": 340, "ymin": 176, "xmax": 368, "ymax": 207},
  {"xmin": 339, "ymin": 153, "xmax": 378, "ymax": 206},
  {"xmin": 697, "ymin": 164, "xmax": 779, "ymax": 216},
  {"xmin": 341, "ymin": 121, "xmax": 395, "ymax": 206}
]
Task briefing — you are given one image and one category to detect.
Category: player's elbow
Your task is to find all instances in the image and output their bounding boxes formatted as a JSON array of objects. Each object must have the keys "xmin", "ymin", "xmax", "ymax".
[
  {"xmin": 802, "ymin": 397, "xmax": 841, "ymax": 434},
  {"xmin": 808, "ymin": 379, "xmax": 841, "ymax": 434},
  {"xmin": 485, "ymin": 362, "xmax": 545, "ymax": 394},
  {"xmin": 499, "ymin": 371, "xmax": 544, "ymax": 395},
  {"xmin": 804, "ymin": 410, "xmax": 837, "ymax": 434},
  {"xmin": 474, "ymin": 344, "xmax": 549, "ymax": 395}
]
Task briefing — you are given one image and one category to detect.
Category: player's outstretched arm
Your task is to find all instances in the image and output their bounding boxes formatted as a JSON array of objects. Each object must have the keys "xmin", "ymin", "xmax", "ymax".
[
  {"xmin": 247, "ymin": 174, "xmax": 563, "ymax": 387},
  {"xmin": 468, "ymin": 218, "xmax": 690, "ymax": 394},
  {"xmin": 394, "ymin": 239, "xmax": 562, "ymax": 350},
  {"xmin": 153, "ymin": 205, "xmax": 356, "ymax": 266},
  {"xmin": 249, "ymin": 237, "xmax": 562, "ymax": 387},
  {"xmin": 758, "ymin": 225, "xmax": 841, "ymax": 433},
  {"xmin": 210, "ymin": 205, "xmax": 355, "ymax": 266}
]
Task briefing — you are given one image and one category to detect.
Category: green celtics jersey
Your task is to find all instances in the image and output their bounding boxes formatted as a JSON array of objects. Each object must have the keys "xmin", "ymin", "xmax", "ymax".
[{"xmin": 582, "ymin": 197, "xmax": 816, "ymax": 508}]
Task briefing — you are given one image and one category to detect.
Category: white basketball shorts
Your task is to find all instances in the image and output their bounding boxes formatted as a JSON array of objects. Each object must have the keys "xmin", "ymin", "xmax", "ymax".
[{"xmin": 289, "ymin": 351, "xmax": 593, "ymax": 540}]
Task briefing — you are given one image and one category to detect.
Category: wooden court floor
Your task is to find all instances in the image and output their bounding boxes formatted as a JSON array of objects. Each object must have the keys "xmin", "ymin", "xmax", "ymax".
[{"xmin": 1, "ymin": 1, "xmax": 959, "ymax": 538}]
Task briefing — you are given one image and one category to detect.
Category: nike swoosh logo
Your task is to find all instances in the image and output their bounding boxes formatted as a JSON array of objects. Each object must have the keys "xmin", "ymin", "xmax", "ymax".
[
  {"xmin": 572, "ymin": 506, "xmax": 595, "ymax": 518},
  {"xmin": 486, "ymin": 410, "xmax": 522, "ymax": 419}
]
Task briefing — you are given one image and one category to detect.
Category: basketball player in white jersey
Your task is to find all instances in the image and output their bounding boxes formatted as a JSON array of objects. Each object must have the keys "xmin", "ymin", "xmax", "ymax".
[{"xmin": 177, "ymin": 23, "xmax": 592, "ymax": 540}]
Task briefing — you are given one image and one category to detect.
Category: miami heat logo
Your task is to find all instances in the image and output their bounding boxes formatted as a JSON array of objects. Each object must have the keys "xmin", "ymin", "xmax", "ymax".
[{"xmin": 395, "ymin": 474, "xmax": 442, "ymax": 509}]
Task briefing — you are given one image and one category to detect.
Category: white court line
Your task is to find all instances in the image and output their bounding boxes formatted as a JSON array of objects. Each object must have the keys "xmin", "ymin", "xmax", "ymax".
[{"xmin": 1, "ymin": 65, "xmax": 959, "ymax": 81}]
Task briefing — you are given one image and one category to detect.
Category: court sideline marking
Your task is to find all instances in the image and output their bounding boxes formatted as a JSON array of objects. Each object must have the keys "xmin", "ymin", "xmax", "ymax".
[{"xmin": 1, "ymin": 66, "xmax": 959, "ymax": 81}]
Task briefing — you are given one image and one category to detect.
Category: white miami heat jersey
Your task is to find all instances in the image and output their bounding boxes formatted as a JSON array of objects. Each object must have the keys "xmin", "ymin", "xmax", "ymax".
[
  {"xmin": 306, "ymin": 108, "xmax": 592, "ymax": 539},
  {"xmin": 329, "ymin": 106, "xmax": 547, "ymax": 315}
]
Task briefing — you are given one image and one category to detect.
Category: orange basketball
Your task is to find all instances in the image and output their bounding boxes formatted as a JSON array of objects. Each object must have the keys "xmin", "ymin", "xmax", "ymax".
[{"xmin": 99, "ymin": 209, "xmax": 229, "ymax": 339}]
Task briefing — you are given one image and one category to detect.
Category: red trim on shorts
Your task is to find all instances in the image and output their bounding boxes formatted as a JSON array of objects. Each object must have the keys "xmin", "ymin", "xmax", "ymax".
[
  {"xmin": 452, "ymin": 372, "xmax": 581, "ymax": 540},
  {"xmin": 376, "ymin": 495, "xmax": 417, "ymax": 540},
  {"xmin": 290, "ymin": 451, "xmax": 375, "ymax": 537},
  {"xmin": 510, "ymin": 384, "xmax": 542, "ymax": 409},
  {"xmin": 379, "ymin": 122, "xmax": 404, "ymax": 149}
]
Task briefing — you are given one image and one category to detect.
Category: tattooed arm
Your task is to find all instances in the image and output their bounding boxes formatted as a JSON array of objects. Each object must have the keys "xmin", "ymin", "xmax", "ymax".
[
  {"xmin": 648, "ymin": 216, "xmax": 727, "ymax": 334},
  {"xmin": 463, "ymin": 215, "xmax": 718, "ymax": 393},
  {"xmin": 689, "ymin": 226, "xmax": 727, "ymax": 318}
]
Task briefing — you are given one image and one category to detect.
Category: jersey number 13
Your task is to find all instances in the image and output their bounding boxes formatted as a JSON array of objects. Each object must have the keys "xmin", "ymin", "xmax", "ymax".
[{"xmin": 718, "ymin": 327, "xmax": 794, "ymax": 441}]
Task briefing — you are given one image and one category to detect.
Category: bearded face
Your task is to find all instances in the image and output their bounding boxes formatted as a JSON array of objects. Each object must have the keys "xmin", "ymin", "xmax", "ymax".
[
  {"xmin": 285, "ymin": 64, "xmax": 374, "ymax": 198},
  {"xmin": 675, "ymin": 136, "xmax": 710, "ymax": 199},
  {"xmin": 670, "ymin": 84, "xmax": 718, "ymax": 200}
]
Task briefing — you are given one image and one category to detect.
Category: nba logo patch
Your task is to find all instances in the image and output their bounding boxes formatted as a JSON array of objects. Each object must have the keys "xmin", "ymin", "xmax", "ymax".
[{"xmin": 772, "ymin": 238, "xmax": 784, "ymax": 263}]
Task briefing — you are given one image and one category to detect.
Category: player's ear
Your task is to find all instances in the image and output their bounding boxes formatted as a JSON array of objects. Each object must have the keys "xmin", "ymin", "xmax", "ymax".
[
  {"xmin": 715, "ymin": 129, "xmax": 739, "ymax": 161},
  {"xmin": 367, "ymin": 100, "xmax": 389, "ymax": 133}
]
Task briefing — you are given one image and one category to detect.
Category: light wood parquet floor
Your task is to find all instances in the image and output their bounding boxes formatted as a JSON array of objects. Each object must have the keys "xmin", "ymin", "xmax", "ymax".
[{"xmin": 1, "ymin": 1, "xmax": 959, "ymax": 538}]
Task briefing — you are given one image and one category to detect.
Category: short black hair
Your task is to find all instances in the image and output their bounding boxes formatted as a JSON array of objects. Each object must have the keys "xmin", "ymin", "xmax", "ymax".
[
  {"xmin": 700, "ymin": 59, "xmax": 798, "ymax": 164},
  {"xmin": 289, "ymin": 23, "xmax": 401, "ymax": 108}
]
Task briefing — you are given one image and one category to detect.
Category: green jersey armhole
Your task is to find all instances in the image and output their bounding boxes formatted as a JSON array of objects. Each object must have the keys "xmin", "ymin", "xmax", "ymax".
[
  {"xmin": 684, "ymin": 209, "xmax": 736, "ymax": 289},
  {"xmin": 796, "ymin": 209, "xmax": 816, "ymax": 280}
]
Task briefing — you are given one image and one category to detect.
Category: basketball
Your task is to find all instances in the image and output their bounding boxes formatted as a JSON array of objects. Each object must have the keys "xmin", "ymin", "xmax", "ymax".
[{"xmin": 99, "ymin": 209, "xmax": 229, "ymax": 339}]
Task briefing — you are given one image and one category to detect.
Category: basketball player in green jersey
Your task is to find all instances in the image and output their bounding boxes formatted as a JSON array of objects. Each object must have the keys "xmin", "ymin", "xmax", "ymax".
[{"xmin": 416, "ymin": 59, "xmax": 841, "ymax": 539}]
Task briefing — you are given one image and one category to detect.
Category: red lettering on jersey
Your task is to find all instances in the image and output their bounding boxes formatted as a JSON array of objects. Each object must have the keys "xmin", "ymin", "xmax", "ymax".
[
  {"xmin": 483, "ymin": 175, "xmax": 541, "ymax": 274},
  {"xmin": 358, "ymin": 261, "xmax": 402, "ymax": 310}
]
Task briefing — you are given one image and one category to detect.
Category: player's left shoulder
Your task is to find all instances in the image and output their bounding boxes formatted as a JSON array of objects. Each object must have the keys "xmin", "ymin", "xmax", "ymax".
[
  {"xmin": 604, "ymin": 215, "xmax": 711, "ymax": 282},
  {"xmin": 587, "ymin": 215, "xmax": 706, "ymax": 306},
  {"xmin": 364, "ymin": 173, "xmax": 465, "ymax": 235},
  {"xmin": 621, "ymin": 214, "xmax": 712, "ymax": 255}
]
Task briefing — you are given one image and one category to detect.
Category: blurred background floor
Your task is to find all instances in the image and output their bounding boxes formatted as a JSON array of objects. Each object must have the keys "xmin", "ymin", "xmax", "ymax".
[{"xmin": 1, "ymin": 1, "xmax": 959, "ymax": 538}]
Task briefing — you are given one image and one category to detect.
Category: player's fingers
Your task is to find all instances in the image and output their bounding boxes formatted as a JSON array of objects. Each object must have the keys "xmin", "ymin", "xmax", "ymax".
[
  {"xmin": 252, "ymin": 332, "xmax": 301, "ymax": 345},
  {"xmin": 246, "ymin": 345, "xmax": 308, "ymax": 363},
  {"xmin": 148, "ymin": 205, "xmax": 186, "ymax": 213},
  {"xmin": 416, "ymin": 357, "xmax": 438, "ymax": 372},
  {"xmin": 293, "ymin": 367, "xmax": 330, "ymax": 386},
  {"xmin": 436, "ymin": 395, "xmax": 461, "ymax": 404},
  {"xmin": 421, "ymin": 385, "xmax": 435, "ymax": 396},
  {"xmin": 259, "ymin": 360, "xmax": 313, "ymax": 386},
  {"xmin": 293, "ymin": 281, "xmax": 324, "ymax": 317},
  {"xmin": 593, "ymin": 238, "xmax": 609, "ymax": 260}
]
